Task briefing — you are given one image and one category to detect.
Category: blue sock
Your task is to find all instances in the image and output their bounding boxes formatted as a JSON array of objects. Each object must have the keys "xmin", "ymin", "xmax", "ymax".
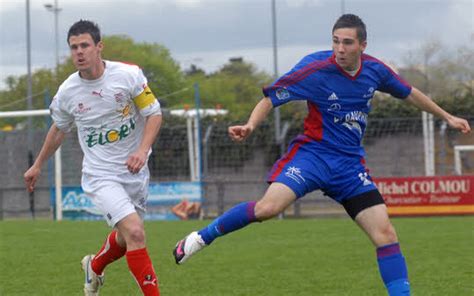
[
  {"xmin": 377, "ymin": 243, "xmax": 410, "ymax": 296},
  {"xmin": 198, "ymin": 201, "xmax": 258, "ymax": 245}
]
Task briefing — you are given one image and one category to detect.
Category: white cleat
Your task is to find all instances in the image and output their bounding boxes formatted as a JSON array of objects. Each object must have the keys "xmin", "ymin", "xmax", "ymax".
[
  {"xmin": 173, "ymin": 231, "xmax": 206, "ymax": 264},
  {"xmin": 81, "ymin": 254, "xmax": 105, "ymax": 296}
]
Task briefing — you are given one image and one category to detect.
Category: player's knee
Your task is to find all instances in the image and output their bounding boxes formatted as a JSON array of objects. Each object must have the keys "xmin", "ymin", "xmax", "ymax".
[
  {"xmin": 126, "ymin": 226, "xmax": 146, "ymax": 245},
  {"xmin": 254, "ymin": 201, "xmax": 280, "ymax": 220},
  {"xmin": 378, "ymin": 223, "xmax": 398, "ymax": 245}
]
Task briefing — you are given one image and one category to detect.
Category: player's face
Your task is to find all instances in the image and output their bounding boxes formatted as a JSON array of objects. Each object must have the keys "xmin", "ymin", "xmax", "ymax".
[
  {"xmin": 68, "ymin": 33, "xmax": 103, "ymax": 74},
  {"xmin": 332, "ymin": 28, "xmax": 367, "ymax": 71}
]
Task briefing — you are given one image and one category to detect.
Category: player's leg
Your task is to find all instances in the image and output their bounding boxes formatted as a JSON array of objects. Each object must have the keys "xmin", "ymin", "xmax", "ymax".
[
  {"xmin": 89, "ymin": 229, "xmax": 127, "ymax": 276},
  {"xmin": 81, "ymin": 177, "xmax": 130, "ymax": 295},
  {"xmin": 82, "ymin": 174, "xmax": 159, "ymax": 296},
  {"xmin": 115, "ymin": 213, "xmax": 159, "ymax": 296},
  {"xmin": 200, "ymin": 182, "xmax": 296, "ymax": 243},
  {"xmin": 173, "ymin": 136, "xmax": 322, "ymax": 265},
  {"xmin": 118, "ymin": 170, "xmax": 160, "ymax": 296},
  {"xmin": 329, "ymin": 156, "xmax": 410, "ymax": 296},
  {"xmin": 344, "ymin": 190, "xmax": 410, "ymax": 296},
  {"xmin": 81, "ymin": 229, "xmax": 127, "ymax": 295},
  {"xmin": 173, "ymin": 182, "xmax": 297, "ymax": 264}
]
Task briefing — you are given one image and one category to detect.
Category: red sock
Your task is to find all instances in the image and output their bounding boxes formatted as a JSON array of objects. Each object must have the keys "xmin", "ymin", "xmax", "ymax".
[
  {"xmin": 126, "ymin": 248, "xmax": 160, "ymax": 296},
  {"xmin": 91, "ymin": 231, "xmax": 126, "ymax": 275}
]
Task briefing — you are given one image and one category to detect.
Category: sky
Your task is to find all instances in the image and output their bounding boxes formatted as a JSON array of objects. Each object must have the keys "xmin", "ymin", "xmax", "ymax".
[{"xmin": 0, "ymin": 0, "xmax": 472, "ymax": 91}]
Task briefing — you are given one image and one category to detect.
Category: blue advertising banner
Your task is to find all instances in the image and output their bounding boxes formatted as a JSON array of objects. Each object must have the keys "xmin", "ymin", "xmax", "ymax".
[{"xmin": 56, "ymin": 182, "xmax": 203, "ymax": 221}]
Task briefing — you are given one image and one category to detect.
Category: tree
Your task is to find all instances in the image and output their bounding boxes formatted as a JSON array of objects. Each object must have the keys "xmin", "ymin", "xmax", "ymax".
[
  {"xmin": 371, "ymin": 39, "xmax": 474, "ymax": 118},
  {"xmin": 176, "ymin": 58, "xmax": 273, "ymax": 120}
]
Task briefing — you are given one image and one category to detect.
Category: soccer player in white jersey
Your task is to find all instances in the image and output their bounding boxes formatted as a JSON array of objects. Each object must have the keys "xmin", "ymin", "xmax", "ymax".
[{"xmin": 24, "ymin": 20, "xmax": 161, "ymax": 296}]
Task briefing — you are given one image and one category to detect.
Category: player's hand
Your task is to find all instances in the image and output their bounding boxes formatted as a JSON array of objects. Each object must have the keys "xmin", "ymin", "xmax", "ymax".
[
  {"xmin": 228, "ymin": 124, "xmax": 254, "ymax": 142},
  {"xmin": 447, "ymin": 116, "xmax": 471, "ymax": 134},
  {"xmin": 126, "ymin": 150, "xmax": 147, "ymax": 174},
  {"xmin": 24, "ymin": 165, "xmax": 41, "ymax": 193}
]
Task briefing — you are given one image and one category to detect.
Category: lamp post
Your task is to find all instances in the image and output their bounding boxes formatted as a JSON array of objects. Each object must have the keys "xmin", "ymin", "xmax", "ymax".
[
  {"xmin": 44, "ymin": 0, "xmax": 62, "ymax": 74},
  {"xmin": 44, "ymin": 0, "xmax": 63, "ymax": 220},
  {"xmin": 271, "ymin": 0, "xmax": 281, "ymax": 143},
  {"xmin": 25, "ymin": 0, "xmax": 35, "ymax": 218}
]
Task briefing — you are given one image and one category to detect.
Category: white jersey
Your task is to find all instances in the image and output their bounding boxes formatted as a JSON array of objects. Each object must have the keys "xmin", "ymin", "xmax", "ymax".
[{"xmin": 50, "ymin": 60, "xmax": 161, "ymax": 176}]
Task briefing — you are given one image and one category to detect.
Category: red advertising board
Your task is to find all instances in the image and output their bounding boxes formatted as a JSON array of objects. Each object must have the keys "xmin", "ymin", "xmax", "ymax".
[{"xmin": 373, "ymin": 175, "xmax": 474, "ymax": 216}]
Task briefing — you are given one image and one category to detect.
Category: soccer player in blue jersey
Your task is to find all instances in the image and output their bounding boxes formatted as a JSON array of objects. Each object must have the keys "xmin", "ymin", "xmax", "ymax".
[{"xmin": 173, "ymin": 14, "xmax": 471, "ymax": 295}]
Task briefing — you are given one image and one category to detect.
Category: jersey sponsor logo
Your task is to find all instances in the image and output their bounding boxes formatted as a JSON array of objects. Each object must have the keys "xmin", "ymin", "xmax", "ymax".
[
  {"xmin": 328, "ymin": 103, "xmax": 342, "ymax": 123},
  {"xmin": 85, "ymin": 117, "xmax": 136, "ymax": 148},
  {"xmin": 92, "ymin": 89, "xmax": 104, "ymax": 98},
  {"xmin": 328, "ymin": 92, "xmax": 339, "ymax": 100},
  {"xmin": 340, "ymin": 111, "xmax": 367, "ymax": 134},
  {"xmin": 342, "ymin": 121, "xmax": 362, "ymax": 134},
  {"xmin": 118, "ymin": 103, "xmax": 134, "ymax": 121},
  {"xmin": 328, "ymin": 103, "xmax": 341, "ymax": 112},
  {"xmin": 344, "ymin": 111, "xmax": 367, "ymax": 124},
  {"xmin": 358, "ymin": 172, "xmax": 372, "ymax": 186},
  {"xmin": 275, "ymin": 88, "xmax": 290, "ymax": 100},
  {"xmin": 285, "ymin": 166, "xmax": 305, "ymax": 184}
]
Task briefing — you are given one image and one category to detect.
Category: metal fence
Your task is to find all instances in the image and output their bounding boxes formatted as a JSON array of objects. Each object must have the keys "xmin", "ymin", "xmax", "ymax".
[{"xmin": 1, "ymin": 116, "xmax": 473, "ymax": 219}]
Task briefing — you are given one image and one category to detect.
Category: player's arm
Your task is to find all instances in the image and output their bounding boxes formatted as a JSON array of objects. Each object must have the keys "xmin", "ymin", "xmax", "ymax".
[
  {"xmin": 127, "ymin": 81, "xmax": 162, "ymax": 174},
  {"xmin": 405, "ymin": 87, "xmax": 471, "ymax": 133},
  {"xmin": 229, "ymin": 96, "xmax": 273, "ymax": 142},
  {"xmin": 24, "ymin": 123, "xmax": 66, "ymax": 192},
  {"xmin": 126, "ymin": 114, "xmax": 162, "ymax": 174}
]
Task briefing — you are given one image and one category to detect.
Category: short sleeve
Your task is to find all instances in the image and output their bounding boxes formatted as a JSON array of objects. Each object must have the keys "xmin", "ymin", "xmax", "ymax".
[
  {"xmin": 49, "ymin": 94, "xmax": 74, "ymax": 133},
  {"xmin": 132, "ymin": 69, "xmax": 162, "ymax": 117},
  {"xmin": 262, "ymin": 54, "xmax": 326, "ymax": 107},
  {"xmin": 378, "ymin": 65, "xmax": 412, "ymax": 99}
]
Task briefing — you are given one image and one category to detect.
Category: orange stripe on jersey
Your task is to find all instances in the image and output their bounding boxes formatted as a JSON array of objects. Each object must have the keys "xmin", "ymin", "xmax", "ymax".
[{"xmin": 133, "ymin": 86, "xmax": 156, "ymax": 110}]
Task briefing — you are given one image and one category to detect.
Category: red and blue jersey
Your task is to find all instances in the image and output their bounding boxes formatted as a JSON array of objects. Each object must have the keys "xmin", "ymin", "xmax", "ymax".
[{"xmin": 263, "ymin": 50, "xmax": 412, "ymax": 157}]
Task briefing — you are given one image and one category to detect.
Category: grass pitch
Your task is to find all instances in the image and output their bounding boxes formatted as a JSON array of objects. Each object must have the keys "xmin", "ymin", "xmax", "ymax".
[{"xmin": 1, "ymin": 217, "xmax": 473, "ymax": 295}]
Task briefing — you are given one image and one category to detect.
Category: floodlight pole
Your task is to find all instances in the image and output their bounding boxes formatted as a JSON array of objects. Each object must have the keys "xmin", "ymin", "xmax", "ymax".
[
  {"xmin": 25, "ymin": 0, "xmax": 36, "ymax": 219},
  {"xmin": 45, "ymin": 0, "xmax": 63, "ymax": 221},
  {"xmin": 26, "ymin": 0, "xmax": 33, "ymax": 146},
  {"xmin": 271, "ymin": 0, "xmax": 281, "ymax": 143},
  {"xmin": 44, "ymin": 0, "xmax": 62, "ymax": 75}
]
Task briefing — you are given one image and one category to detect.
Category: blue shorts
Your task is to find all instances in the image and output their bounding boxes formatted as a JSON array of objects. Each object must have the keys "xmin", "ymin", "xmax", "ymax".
[{"xmin": 267, "ymin": 135, "xmax": 377, "ymax": 203}]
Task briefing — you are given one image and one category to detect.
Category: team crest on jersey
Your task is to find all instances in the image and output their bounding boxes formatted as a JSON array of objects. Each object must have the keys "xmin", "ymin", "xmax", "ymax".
[
  {"xmin": 275, "ymin": 88, "xmax": 290, "ymax": 100},
  {"xmin": 114, "ymin": 92, "xmax": 125, "ymax": 102},
  {"xmin": 363, "ymin": 87, "xmax": 375, "ymax": 98},
  {"xmin": 74, "ymin": 102, "xmax": 92, "ymax": 114}
]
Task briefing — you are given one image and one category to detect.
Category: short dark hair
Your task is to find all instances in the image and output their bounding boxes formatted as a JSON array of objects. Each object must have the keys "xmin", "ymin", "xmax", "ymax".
[
  {"xmin": 67, "ymin": 20, "xmax": 101, "ymax": 44},
  {"xmin": 332, "ymin": 14, "xmax": 367, "ymax": 42}
]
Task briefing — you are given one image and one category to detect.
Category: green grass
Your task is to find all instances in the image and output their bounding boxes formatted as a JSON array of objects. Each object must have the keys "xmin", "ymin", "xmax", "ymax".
[{"xmin": 1, "ymin": 217, "xmax": 473, "ymax": 295}]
